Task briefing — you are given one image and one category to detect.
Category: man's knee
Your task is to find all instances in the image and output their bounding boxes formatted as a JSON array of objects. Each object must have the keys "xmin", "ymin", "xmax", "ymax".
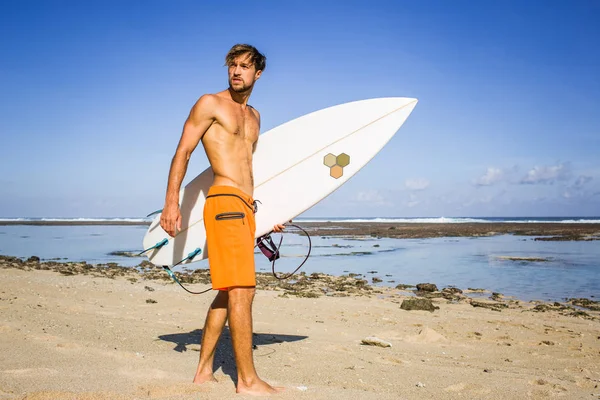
[{"xmin": 228, "ymin": 286, "xmax": 256, "ymax": 303}]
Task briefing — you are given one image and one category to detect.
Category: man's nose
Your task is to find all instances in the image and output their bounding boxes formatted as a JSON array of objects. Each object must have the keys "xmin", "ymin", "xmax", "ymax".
[{"xmin": 233, "ymin": 65, "xmax": 242, "ymax": 75}]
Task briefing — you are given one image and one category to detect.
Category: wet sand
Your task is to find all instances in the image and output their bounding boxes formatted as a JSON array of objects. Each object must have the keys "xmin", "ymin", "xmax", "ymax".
[
  {"xmin": 1, "ymin": 256, "xmax": 599, "ymax": 399},
  {"xmin": 301, "ymin": 222, "xmax": 600, "ymax": 241}
]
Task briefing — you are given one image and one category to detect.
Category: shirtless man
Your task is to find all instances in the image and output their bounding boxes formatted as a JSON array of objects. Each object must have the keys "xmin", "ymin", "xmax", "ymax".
[{"xmin": 159, "ymin": 44, "xmax": 284, "ymax": 396}]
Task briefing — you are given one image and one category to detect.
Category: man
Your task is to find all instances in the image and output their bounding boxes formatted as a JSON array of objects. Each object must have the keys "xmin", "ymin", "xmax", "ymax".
[{"xmin": 159, "ymin": 44, "xmax": 284, "ymax": 396}]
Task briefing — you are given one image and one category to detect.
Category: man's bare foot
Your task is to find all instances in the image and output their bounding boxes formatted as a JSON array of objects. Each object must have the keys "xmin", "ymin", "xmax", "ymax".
[
  {"xmin": 236, "ymin": 378, "xmax": 284, "ymax": 396},
  {"xmin": 193, "ymin": 371, "xmax": 218, "ymax": 384}
]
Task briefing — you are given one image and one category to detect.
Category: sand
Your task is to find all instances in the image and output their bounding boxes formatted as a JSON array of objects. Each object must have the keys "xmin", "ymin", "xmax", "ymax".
[{"xmin": 1, "ymin": 261, "xmax": 599, "ymax": 400}]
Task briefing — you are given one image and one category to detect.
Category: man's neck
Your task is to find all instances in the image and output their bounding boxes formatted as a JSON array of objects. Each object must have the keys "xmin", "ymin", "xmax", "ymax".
[{"xmin": 227, "ymin": 87, "xmax": 252, "ymax": 106}]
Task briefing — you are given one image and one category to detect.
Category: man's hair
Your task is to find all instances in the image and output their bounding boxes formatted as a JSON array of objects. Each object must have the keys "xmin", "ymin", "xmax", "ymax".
[{"xmin": 225, "ymin": 44, "xmax": 266, "ymax": 72}]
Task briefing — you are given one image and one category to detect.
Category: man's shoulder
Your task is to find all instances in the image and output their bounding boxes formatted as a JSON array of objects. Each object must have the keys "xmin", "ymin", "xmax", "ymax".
[
  {"xmin": 196, "ymin": 93, "xmax": 221, "ymax": 107},
  {"xmin": 190, "ymin": 94, "xmax": 221, "ymax": 118}
]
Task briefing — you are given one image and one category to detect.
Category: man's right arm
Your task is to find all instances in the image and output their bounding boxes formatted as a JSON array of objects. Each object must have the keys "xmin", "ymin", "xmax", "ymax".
[{"xmin": 160, "ymin": 95, "xmax": 217, "ymax": 237}]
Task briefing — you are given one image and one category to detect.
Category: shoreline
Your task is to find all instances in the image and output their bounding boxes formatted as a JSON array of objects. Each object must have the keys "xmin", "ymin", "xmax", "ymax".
[
  {"xmin": 2, "ymin": 255, "xmax": 597, "ymax": 318},
  {"xmin": 1, "ymin": 256, "xmax": 599, "ymax": 399},
  {"xmin": 2, "ymin": 221, "xmax": 600, "ymax": 241}
]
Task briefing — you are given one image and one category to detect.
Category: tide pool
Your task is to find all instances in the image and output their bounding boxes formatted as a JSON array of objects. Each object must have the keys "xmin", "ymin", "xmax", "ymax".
[{"xmin": 1, "ymin": 225, "xmax": 598, "ymax": 302}]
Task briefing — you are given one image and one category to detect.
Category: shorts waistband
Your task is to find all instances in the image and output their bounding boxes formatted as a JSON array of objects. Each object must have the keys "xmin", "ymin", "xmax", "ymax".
[{"xmin": 206, "ymin": 185, "xmax": 255, "ymax": 205}]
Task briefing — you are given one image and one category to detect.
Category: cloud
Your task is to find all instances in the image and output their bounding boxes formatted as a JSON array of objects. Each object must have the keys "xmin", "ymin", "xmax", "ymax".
[
  {"xmin": 354, "ymin": 190, "xmax": 392, "ymax": 206},
  {"xmin": 573, "ymin": 175, "xmax": 593, "ymax": 188},
  {"xmin": 405, "ymin": 178, "xmax": 430, "ymax": 191},
  {"xmin": 473, "ymin": 167, "xmax": 504, "ymax": 186},
  {"xmin": 520, "ymin": 163, "xmax": 571, "ymax": 185}
]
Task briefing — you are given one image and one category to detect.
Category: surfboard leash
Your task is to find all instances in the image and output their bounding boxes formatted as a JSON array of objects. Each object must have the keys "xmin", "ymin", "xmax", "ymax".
[
  {"xmin": 161, "ymin": 223, "xmax": 312, "ymax": 295},
  {"xmin": 141, "ymin": 222, "xmax": 311, "ymax": 294},
  {"xmin": 256, "ymin": 223, "xmax": 312, "ymax": 280}
]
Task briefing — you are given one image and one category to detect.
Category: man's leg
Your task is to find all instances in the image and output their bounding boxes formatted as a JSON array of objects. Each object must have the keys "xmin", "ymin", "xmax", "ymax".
[
  {"xmin": 193, "ymin": 290, "xmax": 229, "ymax": 383},
  {"xmin": 228, "ymin": 286, "xmax": 283, "ymax": 395}
]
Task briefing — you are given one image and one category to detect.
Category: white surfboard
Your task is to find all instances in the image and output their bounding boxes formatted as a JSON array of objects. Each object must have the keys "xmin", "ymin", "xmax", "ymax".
[{"xmin": 143, "ymin": 97, "xmax": 418, "ymax": 266}]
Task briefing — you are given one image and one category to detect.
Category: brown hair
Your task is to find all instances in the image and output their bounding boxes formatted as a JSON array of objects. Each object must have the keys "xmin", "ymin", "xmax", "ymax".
[{"xmin": 225, "ymin": 44, "xmax": 266, "ymax": 72}]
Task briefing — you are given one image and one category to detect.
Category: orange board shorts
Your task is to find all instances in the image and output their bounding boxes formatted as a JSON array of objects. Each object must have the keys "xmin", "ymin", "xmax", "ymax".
[{"xmin": 203, "ymin": 185, "xmax": 257, "ymax": 291}]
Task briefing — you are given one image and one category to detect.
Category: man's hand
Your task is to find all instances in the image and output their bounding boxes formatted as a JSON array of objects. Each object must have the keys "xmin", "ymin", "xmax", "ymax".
[
  {"xmin": 160, "ymin": 204, "xmax": 182, "ymax": 237},
  {"xmin": 272, "ymin": 220, "xmax": 292, "ymax": 233}
]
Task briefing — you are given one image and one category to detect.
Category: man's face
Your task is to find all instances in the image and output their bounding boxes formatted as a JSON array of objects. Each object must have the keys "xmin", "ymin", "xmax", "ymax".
[{"xmin": 228, "ymin": 53, "xmax": 262, "ymax": 93}]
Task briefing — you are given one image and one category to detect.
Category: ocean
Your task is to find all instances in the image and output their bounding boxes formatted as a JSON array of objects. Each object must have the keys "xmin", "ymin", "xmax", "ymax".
[{"xmin": 1, "ymin": 217, "xmax": 599, "ymax": 302}]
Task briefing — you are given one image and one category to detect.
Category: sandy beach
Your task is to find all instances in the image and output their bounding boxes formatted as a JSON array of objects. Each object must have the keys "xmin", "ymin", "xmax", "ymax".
[{"xmin": 1, "ymin": 256, "xmax": 599, "ymax": 400}]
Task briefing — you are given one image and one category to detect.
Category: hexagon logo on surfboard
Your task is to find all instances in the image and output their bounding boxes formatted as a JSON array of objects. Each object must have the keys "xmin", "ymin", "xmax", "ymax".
[{"xmin": 323, "ymin": 152, "xmax": 350, "ymax": 179}]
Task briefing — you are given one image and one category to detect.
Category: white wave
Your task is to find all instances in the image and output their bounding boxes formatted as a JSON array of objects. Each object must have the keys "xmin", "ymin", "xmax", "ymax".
[
  {"xmin": 0, "ymin": 217, "xmax": 150, "ymax": 223},
  {"xmin": 39, "ymin": 218, "xmax": 150, "ymax": 222}
]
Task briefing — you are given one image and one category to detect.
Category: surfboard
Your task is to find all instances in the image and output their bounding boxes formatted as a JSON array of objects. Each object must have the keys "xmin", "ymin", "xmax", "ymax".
[{"xmin": 142, "ymin": 97, "xmax": 418, "ymax": 266}]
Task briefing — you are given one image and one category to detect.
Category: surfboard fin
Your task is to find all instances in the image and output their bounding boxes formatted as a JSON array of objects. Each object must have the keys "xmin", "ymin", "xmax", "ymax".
[{"xmin": 146, "ymin": 209, "xmax": 163, "ymax": 218}]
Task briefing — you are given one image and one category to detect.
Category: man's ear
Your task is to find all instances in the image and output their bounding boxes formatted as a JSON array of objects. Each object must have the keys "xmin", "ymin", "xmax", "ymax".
[{"xmin": 254, "ymin": 70, "xmax": 262, "ymax": 80}]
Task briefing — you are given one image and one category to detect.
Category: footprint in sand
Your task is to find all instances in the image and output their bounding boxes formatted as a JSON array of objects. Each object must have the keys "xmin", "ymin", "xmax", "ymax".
[
  {"xmin": 136, "ymin": 383, "xmax": 210, "ymax": 398},
  {"xmin": 376, "ymin": 356, "xmax": 404, "ymax": 365},
  {"xmin": 444, "ymin": 382, "xmax": 491, "ymax": 395},
  {"xmin": 2, "ymin": 368, "xmax": 58, "ymax": 376},
  {"xmin": 405, "ymin": 327, "xmax": 448, "ymax": 343},
  {"xmin": 529, "ymin": 379, "xmax": 568, "ymax": 395},
  {"xmin": 118, "ymin": 367, "xmax": 170, "ymax": 380}
]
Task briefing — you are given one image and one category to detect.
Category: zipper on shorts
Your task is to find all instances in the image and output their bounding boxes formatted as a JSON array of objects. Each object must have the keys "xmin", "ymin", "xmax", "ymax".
[{"xmin": 215, "ymin": 212, "xmax": 245, "ymax": 224}]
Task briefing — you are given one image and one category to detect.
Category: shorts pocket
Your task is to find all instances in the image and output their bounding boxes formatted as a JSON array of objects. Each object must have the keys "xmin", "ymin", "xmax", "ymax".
[{"xmin": 215, "ymin": 211, "xmax": 245, "ymax": 223}]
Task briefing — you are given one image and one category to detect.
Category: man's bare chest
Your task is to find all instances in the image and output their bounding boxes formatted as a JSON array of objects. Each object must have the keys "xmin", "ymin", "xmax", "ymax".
[{"xmin": 215, "ymin": 106, "xmax": 259, "ymax": 142}]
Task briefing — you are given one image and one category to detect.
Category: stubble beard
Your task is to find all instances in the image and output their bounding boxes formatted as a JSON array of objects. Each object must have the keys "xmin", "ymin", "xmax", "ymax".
[{"xmin": 229, "ymin": 78, "xmax": 254, "ymax": 94}]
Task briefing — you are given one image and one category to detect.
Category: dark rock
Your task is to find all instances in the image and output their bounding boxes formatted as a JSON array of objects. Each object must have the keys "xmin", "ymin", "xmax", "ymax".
[
  {"xmin": 284, "ymin": 291, "xmax": 320, "ymax": 298},
  {"xmin": 416, "ymin": 283, "xmax": 438, "ymax": 292},
  {"xmin": 146, "ymin": 299, "xmax": 157, "ymax": 304},
  {"xmin": 144, "ymin": 286, "xmax": 155, "ymax": 292},
  {"xmin": 569, "ymin": 310, "xmax": 591, "ymax": 318},
  {"xmin": 372, "ymin": 277, "xmax": 382, "ymax": 283},
  {"xmin": 137, "ymin": 260, "xmax": 154, "ymax": 269},
  {"xmin": 568, "ymin": 298, "xmax": 600, "ymax": 311},
  {"xmin": 26, "ymin": 256, "xmax": 40, "ymax": 263},
  {"xmin": 470, "ymin": 300, "xmax": 508, "ymax": 312},
  {"xmin": 442, "ymin": 287, "xmax": 463, "ymax": 294},
  {"xmin": 491, "ymin": 292, "xmax": 503, "ymax": 301},
  {"xmin": 108, "ymin": 251, "xmax": 140, "ymax": 258},
  {"xmin": 416, "ymin": 291, "xmax": 444, "ymax": 299},
  {"xmin": 395, "ymin": 284, "xmax": 415, "ymax": 290},
  {"xmin": 400, "ymin": 298, "xmax": 438, "ymax": 312}
]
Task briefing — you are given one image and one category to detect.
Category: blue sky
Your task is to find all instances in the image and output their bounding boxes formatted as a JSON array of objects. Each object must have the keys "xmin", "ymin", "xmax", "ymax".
[{"xmin": 1, "ymin": 0, "xmax": 599, "ymax": 218}]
